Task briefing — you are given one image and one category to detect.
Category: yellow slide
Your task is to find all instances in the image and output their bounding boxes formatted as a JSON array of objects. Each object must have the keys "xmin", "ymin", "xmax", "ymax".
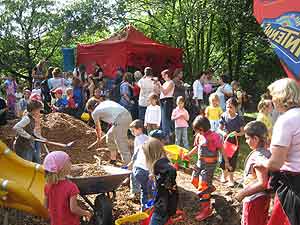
[{"xmin": 0, "ymin": 141, "xmax": 48, "ymax": 218}]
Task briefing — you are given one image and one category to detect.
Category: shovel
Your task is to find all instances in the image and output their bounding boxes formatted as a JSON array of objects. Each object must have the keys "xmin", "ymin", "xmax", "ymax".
[
  {"xmin": 87, "ymin": 125, "xmax": 114, "ymax": 150},
  {"xmin": 35, "ymin": 139, "xmax": 75, "ymax": 148}
]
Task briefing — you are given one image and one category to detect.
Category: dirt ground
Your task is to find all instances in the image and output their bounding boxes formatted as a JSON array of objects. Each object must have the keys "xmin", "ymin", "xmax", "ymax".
[{"xmin": 0, "ymin": 113, "xmax": 243, "ymax": 225}]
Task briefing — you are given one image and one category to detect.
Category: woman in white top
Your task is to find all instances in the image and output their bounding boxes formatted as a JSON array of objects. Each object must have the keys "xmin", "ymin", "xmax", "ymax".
[
  {"xmin": 255, "ymin": 78, "xmax": 300, "ymax": 225},
  {"xmin": 47, "ymin": 67, "xmax": 68, "ymax": 92},
  {"xmin": 193, "ymin": 73, "xmax": 204, "ymax": 110},
  {"xmin": 157, "ymin": 69, "xmax": 175, "ymax": 138},
  {"xmin": 138, "ymin": 67, "xmax": 157, "ymax": 121},
  {"xmin": 216, "ymin": 74, "xmax": 233, "ymax": 111}
]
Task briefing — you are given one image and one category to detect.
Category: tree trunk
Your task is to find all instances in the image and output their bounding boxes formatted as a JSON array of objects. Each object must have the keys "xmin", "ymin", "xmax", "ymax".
[{"xmin": 226, "ymin": 23, "xmax": 233, "ymax": 80}]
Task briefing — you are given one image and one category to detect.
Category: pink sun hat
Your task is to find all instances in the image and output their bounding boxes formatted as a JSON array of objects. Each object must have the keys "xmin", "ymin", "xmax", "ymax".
[{"xmin": 43, "ymin": 151, "xmax": 70, "ymax": 173}]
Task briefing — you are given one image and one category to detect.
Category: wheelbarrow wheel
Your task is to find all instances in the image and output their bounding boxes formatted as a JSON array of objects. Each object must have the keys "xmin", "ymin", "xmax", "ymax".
[{"xmin": 93, "ymin": 194, "xmax": 112, "ymax": 225}]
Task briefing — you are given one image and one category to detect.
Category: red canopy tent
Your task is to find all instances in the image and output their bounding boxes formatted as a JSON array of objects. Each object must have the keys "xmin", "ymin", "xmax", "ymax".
[{"xmin": 76, "ymin": 26, "xmax": 183, "ymax": 79}]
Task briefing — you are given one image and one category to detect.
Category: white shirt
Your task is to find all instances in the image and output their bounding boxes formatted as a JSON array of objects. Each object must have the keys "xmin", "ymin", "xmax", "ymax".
[
  {"xmin": 13, "ymin": 115, "xmax": 44, "ymax": 139},
  {"xmin": 193, "ymin": 79, "xmax": 203, "ymax": 100},
  {"xmin": 31, "ymin": 88, "xmax": 42, "ymax": 97},
  {"xmin": 144, "ymin": 105, "xmax": 161, "ymax": 126},
  {"xmin": 138, "ymin": 77, "xmax": 155, "ymax": 107},
  {"xmin": 48, "ymin": 78, "xmax": 67, "ymax": 91},
  {"xmin": 271, "ymin": 108, "xmax": 300, "ymax": 172},
  {"xmin": 133, "ymin": 134, "xmax": 149, "ymax": 170},
  {"xmin": 160, "ymin": 80, "xmax": 175, "ymax": 99},
  {"xmin": 216, "ymin": 84, "xmax": 233, "ymax": 111},
  {"xmin": 91, "ymin": 100, "xmax": 127, "ymax": 124}
]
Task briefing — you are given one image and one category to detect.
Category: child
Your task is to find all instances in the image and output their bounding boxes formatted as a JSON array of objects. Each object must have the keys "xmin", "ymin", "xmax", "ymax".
[
  {"xmin": 66, "ymin": 87, "xmax": 77, "ymax": 109},
  {"xmin": 186, "ymin": 116, "xmax": 230, "ymax": 221},
  {"xmin": 219, "ymin": 97, "xmax": 245, "ymax": 187},
  {"xmin": 13, "ymin": 100, "xmax": 45, "ymax": 163},
  {"xmin": 18, "ymin": 89, "xmax": 31, "ymax": 117},
  {"xmin": 256, "ymin": 99, "xmax": 273, "ymax": 142},
  {"xmin": 235, "ymin": 121, "xmax": 271, "ymax": 225},
  {"xmin": 171, "ymin": 96, "xmax": 189, "ymax": 149},
  {"xmin": 51, "ymin": 88, "xmax": 68, "ymax": 112},
  {"xmin": 43, "ymin": 151, "xmax": 91, "ymax": 225},
  {"xmin": 144, "ymin": 93, "xmax": 161, "ymax": 134},
  {"xmin": 143, "ymin": 138, "xmax": 178, "ymax": 225},
  {"xmin": 128, "ymin": 120, "xmax": 149, "ymax": 209},
  {"xmin": 205, "ymin": 93, "xmax": 223, "ymax": 131}
]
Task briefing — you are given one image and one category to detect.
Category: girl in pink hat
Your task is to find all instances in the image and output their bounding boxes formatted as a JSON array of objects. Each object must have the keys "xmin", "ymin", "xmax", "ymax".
[{"xmin": 43, "ymin": 151, "xmax": 91, "ymax": 225}]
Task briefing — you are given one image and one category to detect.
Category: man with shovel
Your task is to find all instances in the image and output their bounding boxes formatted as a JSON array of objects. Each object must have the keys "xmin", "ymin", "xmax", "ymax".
[{"xmin": 86, "ymin": 98, "xmax": 132, "ymax": 164}]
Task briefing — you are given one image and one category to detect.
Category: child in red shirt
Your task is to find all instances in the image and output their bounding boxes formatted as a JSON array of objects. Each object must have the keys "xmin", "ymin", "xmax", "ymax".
[
  {"xmin": 43, "ymin": 151, "xmax": 91, "ymax": 225},
  {"xmin": 66, "ymin": 87, "xmax": 77, "ymax": 109}
]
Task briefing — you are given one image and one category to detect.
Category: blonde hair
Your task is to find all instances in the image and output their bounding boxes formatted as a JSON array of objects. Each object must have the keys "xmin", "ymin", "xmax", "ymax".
[
  {"xmin": 209, "ymin": 93, "xmax": 220, "ymax": 106},
  {"xmin": 45, "ymin": 162, "xmax": 70, "ymax": 185},
  {"xmin": 176, "ymin": 96, "xmax": 185, "ymax": 105},
  {"xmin": 268, "ymin": 78, "xmax": 300, "ymax": 109},
  {"xmin": 148, "ymin": 93, "xmax": 160, "ymax": 105},
  {"xmin": 143, "ymin": 138, "xmax": 166, "ymax": 173},
  {"xmin": 257, "ymin": 99, "xmax": 272, "ymax": 113}
]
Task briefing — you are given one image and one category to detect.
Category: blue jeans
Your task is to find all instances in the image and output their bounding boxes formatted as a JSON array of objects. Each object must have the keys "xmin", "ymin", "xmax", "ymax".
[
  {"xmin": 130, "ymin": 174, "xmax": 140, "ymax": 194},
  {"xmin": 149, "ymin": 211, "xmax": 169, "ymax": 225},
  {"xmin": 138, "ymin": 106, "xmax": 147, "ymax": 122},
  {"xmin": 33, "ymin": 141, "xmax": 41, "ymax": 164},
  {"xmin": 133, "ymin": 167, "xmax": 149, "ymax": 210},
  {"xmin": 175, "ymin": 127, "xmax": 189, "ymax": 149},
  {"xmin": 160, "ymin": 98, "xmax": 173, "ymax": 136}
]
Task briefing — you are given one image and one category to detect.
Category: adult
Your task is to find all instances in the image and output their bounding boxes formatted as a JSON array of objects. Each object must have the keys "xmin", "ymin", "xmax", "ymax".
[
  {"xmin": 86, "ymin": 99, "xmax": 132, "ymax": 164},
  {"xmin": 158, "ymin": 69, "xmax": 175, "ymax": 138},
  {"xmin": 4, "ymin": 75, "xmax": 17, "ymax": 116},
  {"xmin": 111, "ymin": 67, "xmax": 124, "ymax": 103},
  {"xmin": 46, "ymin": 67, "xmax": 54, "ymax": 80},
  {"xmin": 73, "ymin": 64, "xmax": 88, "ymax": 84},
  {"xmin": 192, "ymin": 72, "xmax": 205, "ymax": 111},
  {"xmin": 47, "ymin": 68, "xmax": 68, "ymax": 91},
  {"xmin": 119, "ymin": 72, "xmax": 135, "ymax": 114},
  {"xmin": 216, "ymin": 74, "xmax": 233, "ymax": 111},
  {"xmin": 231, "ymin": 80, "xmax": 244, "ymax": 115},
  {"xmin": 137, "ymin": 67, "xmax": 157, "ymax": 121},
  {"xmin": 93, "ymin": 63, "xmax": 104, "ymax": 87},
  {"xmin": 255, "ymin": 78, "xmax": 300, "ymax": 225},
  {"xmin": 32, "ymin": 60, "xmax": 47, "ymax": 85},
  {"xmin": 173, "ymin": 68, "xmax": 186, "ymax": 99}
]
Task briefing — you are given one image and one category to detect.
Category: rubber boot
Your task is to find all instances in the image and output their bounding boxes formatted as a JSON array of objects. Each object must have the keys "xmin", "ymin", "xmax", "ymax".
[{"xmin": 195, "ymin": 201, "xmax": 213, "ymax": 221}]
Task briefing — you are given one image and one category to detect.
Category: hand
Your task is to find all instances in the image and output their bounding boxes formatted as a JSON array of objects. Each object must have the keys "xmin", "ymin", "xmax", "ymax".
[
  {"xmin": 231, "ymin": 131, "xmax": 238, "ymax": 136},
  {"xmin": 149, "ymin": 174, "xmax": 155, "ymax": 181},
  {"xmin": 83, "ymin": 210, "xmax": 92, "ymax": 222},
  {"xmin": 235, "ymin": 192, "xmax": 244, "ymax": 202}
]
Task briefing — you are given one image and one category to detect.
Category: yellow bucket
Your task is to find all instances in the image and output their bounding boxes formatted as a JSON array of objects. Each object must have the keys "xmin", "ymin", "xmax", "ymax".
[
  {"xmin": 164, "ymin": 145, "xmax": 189, "ymax": 161},
  {"xmin": 115, "ymin": 212, "xmax": 149, "ymax": 225}
]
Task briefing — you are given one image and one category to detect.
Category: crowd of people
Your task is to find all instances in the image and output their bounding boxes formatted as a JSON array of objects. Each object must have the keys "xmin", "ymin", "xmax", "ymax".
[{"xmin": 0, "ymin": 59, "xmax": 299, "ymax": 225}]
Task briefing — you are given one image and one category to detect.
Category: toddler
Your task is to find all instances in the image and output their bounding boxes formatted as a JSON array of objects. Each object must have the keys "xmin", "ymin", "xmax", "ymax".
[
  {"xmin": 171, "ymin": 96, "xmax": 189, "ymax": 149},
  {"xmin": 144, "ymin": 93, "xmax": 161, "ymax": 134},
  {"xmin": 186, "ymin": 116, "xmax": 230, "ymax": 221},
  {"xmin": 219, "ymin": 98, "xmax": 245, "ymax": 187},
  {"xmin": 51, "ymin": 88, "xmax": 68, "ymax": 112},
  {"xmin": 44, "ymin": 151, "xmax": 91, "ymax": 225},
  {"xmin": 236, "ymin": 121, "xmax": 271, "ymax": 225},
  {"xmin": 205, "ymin": 93, "xmax": 223, "ymax": 131}
]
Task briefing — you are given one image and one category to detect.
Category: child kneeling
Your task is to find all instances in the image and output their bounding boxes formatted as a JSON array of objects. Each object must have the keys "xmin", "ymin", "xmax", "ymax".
[
  {"xmin": 186, "ymin": 116, "xmax": 230, "ymax": 221},
  {"xmin": 235, "ymin": 121, "xmax": 271, "ymax": 225}
]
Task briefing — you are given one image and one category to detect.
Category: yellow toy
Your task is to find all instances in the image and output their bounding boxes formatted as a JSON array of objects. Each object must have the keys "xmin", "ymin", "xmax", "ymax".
[
  {"xmin": 81, "ymin": 112, "xmax": 90, "ymax": 122},
  {"xmin": 115, "ymin": 212, "xmax": 149, "ymax": 225},
  {"xmin": 0, "ymin": 141, "xmax": 48, "ymax": 218},
  {"xmin": 164, "ymin": 145, "xmax": 190, "ymax": 169}
]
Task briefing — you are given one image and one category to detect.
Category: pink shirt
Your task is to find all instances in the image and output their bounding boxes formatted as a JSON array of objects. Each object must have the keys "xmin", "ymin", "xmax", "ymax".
[
  {"xmin": 271, "ymin": 108, "xmax": 300, "ymax": 172},
  {"xmin": 45, "ymin": 180, "xmax": 80, "ymax": 225},
  {"xmin": 171, "ymin": 107, "xmax": 189, "ymax": 128}
]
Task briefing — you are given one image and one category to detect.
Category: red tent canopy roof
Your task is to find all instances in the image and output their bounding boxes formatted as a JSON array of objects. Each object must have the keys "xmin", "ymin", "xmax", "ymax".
[{"xmin": 77, "ymin": 25, "xmax": 183, "ymax": 78}]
